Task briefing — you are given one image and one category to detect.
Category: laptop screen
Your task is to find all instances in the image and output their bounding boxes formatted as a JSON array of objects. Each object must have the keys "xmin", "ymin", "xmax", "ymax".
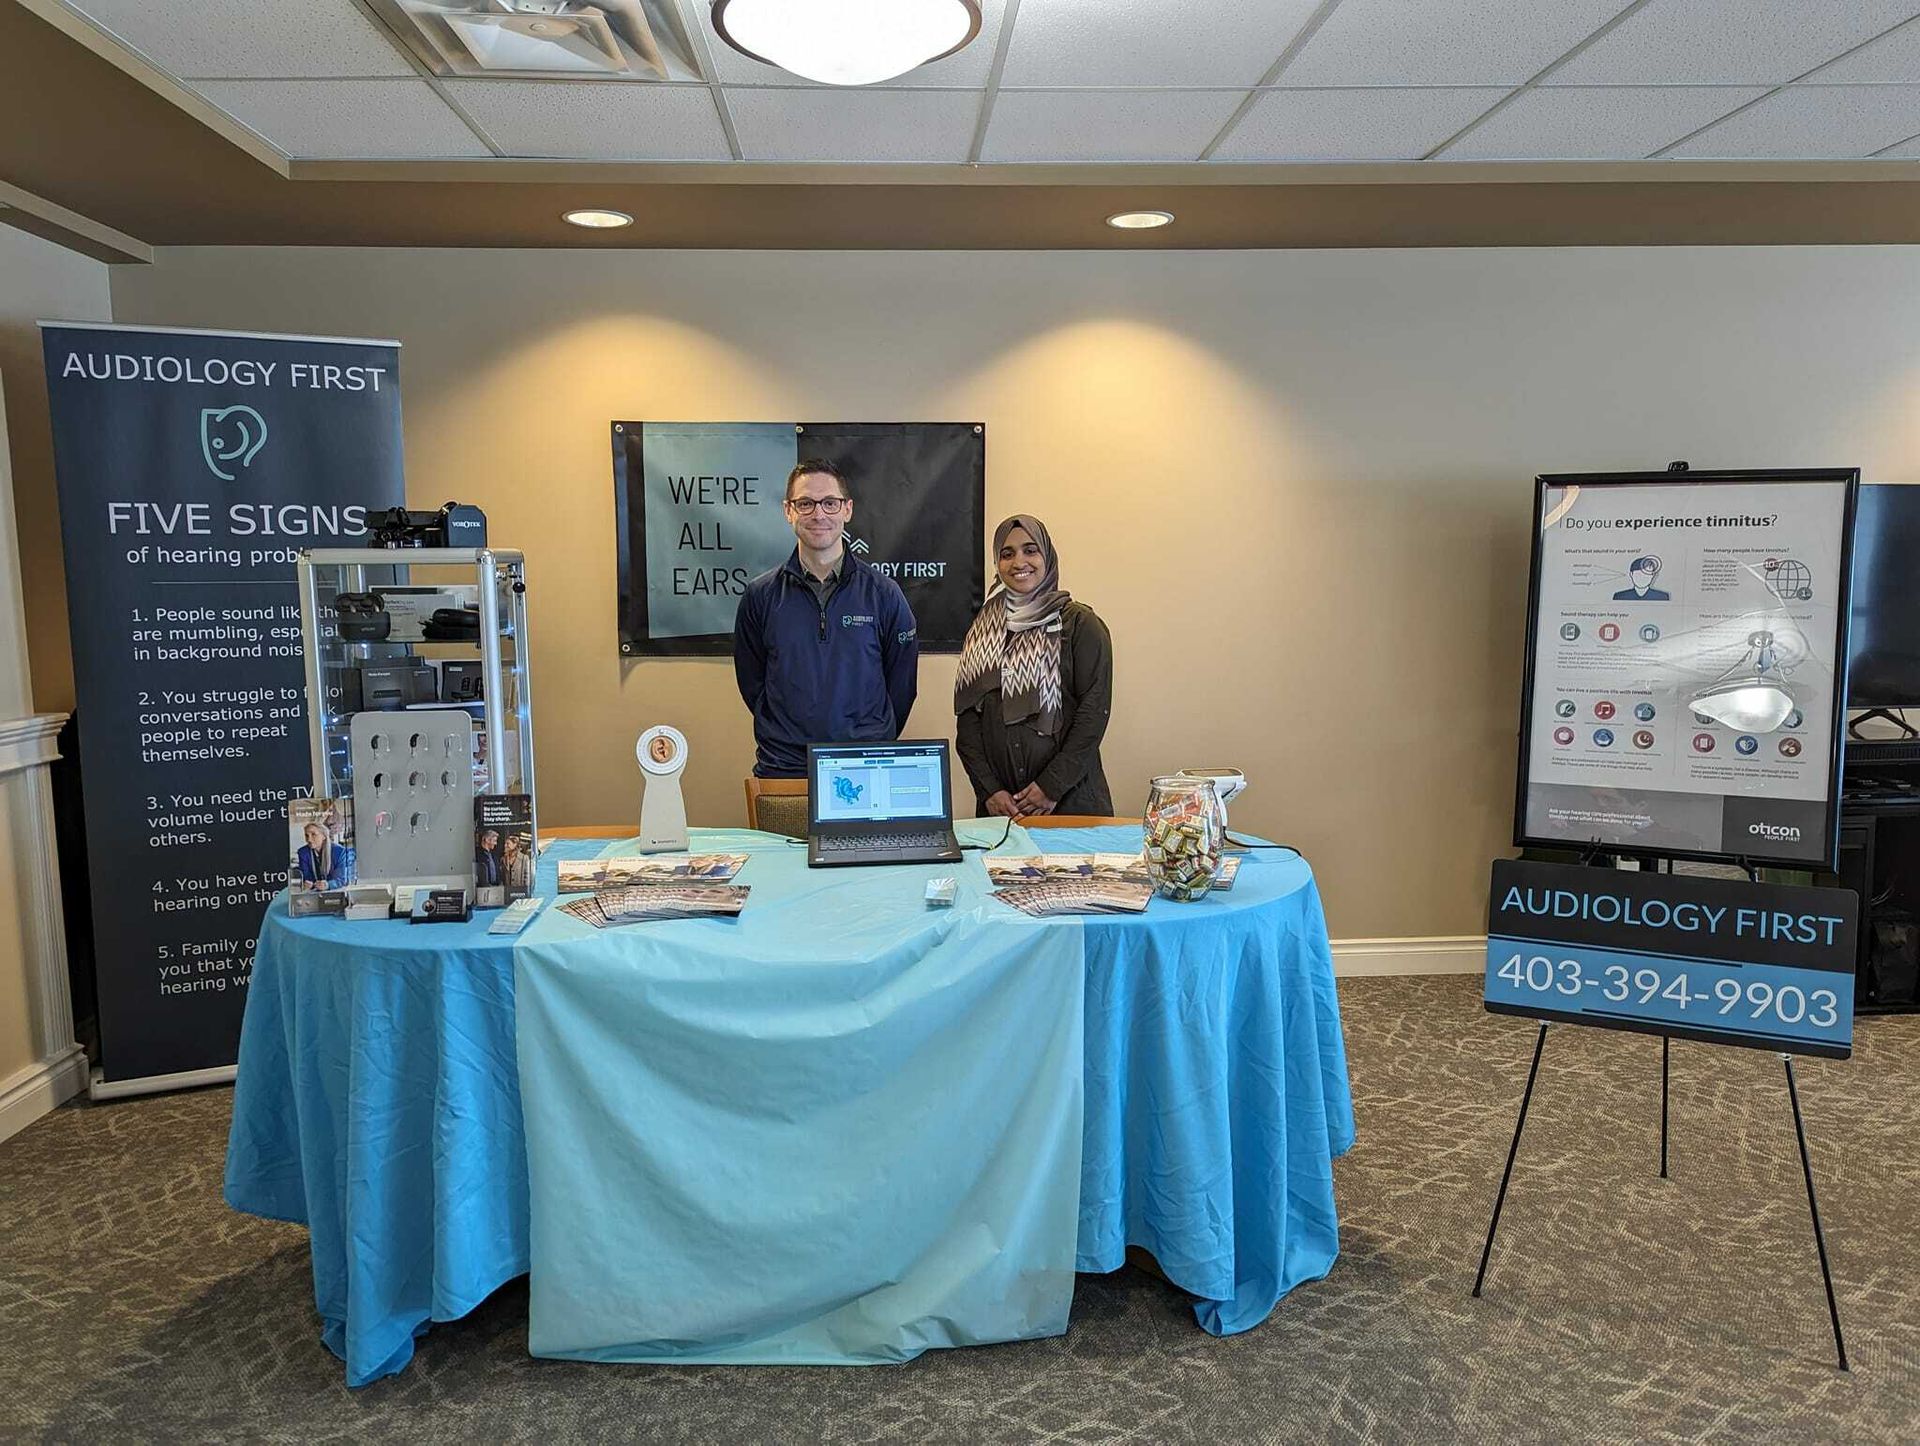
[{"xmin": 809, "ymin": 741, "xmax": 951, "ymax": 826}]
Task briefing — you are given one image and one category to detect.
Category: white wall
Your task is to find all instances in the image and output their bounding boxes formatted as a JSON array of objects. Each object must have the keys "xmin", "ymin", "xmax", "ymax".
[{"xmin": 0, "ymin": 222, "xmax": 104, "ymax": 1138}]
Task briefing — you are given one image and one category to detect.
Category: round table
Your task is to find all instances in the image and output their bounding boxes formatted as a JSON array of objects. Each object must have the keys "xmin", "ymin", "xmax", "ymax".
[{"xmin": 225, "ymin": 824, "xmax": 1353, "ymax": 1384}]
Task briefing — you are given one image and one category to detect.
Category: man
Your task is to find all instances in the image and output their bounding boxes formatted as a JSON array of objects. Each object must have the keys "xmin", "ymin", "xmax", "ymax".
[
  {"xmin": 475, "ymin": 827, "xmax": 503, "ymax": 889},
  {"xmin": 733, "ymin": 459, "xmax": 919, "ymax": 778}
]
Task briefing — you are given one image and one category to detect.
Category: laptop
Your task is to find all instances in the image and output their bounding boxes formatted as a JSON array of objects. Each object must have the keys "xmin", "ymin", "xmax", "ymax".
[{"xmin": 807, "ymin": 740, "xmax": 963, "ymax": 868}]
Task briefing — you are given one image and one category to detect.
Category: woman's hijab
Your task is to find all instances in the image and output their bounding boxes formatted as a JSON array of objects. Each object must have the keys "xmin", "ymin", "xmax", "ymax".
[{"xmin": 954, "ymin": 514, "xmax": 1071, "ymax": 733}]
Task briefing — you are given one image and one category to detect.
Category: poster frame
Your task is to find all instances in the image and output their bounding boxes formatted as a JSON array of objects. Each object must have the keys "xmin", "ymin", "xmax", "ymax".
[{"xmin": 1512, "ymin": 468, "xmax": 1859, "ymax": 873}]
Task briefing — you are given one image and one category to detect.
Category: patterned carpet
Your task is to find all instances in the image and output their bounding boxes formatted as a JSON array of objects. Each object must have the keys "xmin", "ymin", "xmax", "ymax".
[{"xmin": 3, "ymin": 975, "xmax": 1917, "ymax": 1444}]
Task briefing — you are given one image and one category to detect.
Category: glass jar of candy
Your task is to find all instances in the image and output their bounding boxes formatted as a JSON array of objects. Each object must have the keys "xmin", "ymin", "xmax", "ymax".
[{"xmin": 1143, "ymin": 775, "xmax": 1226, "ymax": 901}]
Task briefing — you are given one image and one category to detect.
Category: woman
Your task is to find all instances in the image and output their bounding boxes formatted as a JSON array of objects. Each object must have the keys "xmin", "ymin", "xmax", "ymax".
[
  {"xmin": 296, "ymin": 820, "xmax": 351, "ymax": 890},
  {"xmin": 502, "ymin": 833, "xmax": 532, "ymax": 894},
  {"xmin": 955, "ymin": 514, "xmax": 1114, "ymax": 819}
]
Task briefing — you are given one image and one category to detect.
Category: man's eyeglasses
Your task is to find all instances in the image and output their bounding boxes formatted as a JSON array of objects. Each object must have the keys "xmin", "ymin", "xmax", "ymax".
[{"xmin": 785, "ymin": 496, "xmax": 849, "ymax": 516}]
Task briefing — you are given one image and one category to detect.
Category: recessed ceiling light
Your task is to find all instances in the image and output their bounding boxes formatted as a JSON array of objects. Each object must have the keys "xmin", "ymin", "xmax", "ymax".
[
  {"xmin": 1106, "ymin": 210, "xmax": 1175, "ymax": 230},
  {"xmin": 564, "ymin": 208, "xmax": 635, "ymax": 229},
  {"xmin": 711, "ymin": 0, "xmax": 982, "ymax": 86}
]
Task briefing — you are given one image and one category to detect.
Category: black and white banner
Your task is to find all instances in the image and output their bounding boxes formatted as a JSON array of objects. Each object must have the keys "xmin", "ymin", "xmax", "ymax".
[
  {"xmin": 42, "ymin": 323, "xmax": 404, "ymax": 1088},
  {"xmin": 615, "ymin": 420, "xmax": 985, "ymax": 655}
]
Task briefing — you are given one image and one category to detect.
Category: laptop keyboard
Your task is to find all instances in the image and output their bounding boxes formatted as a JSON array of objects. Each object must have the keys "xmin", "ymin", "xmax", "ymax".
[{"xmin": 821, "ymin": 831, "xmax": 950, "ymax": 852}]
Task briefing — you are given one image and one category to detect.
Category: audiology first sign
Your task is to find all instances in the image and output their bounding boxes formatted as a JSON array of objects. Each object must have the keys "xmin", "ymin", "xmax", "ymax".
[
  {"xmin": 1486, "ymin": 859, "xmax": 1856, "ymax": 1058},
  {"xmin": 1515, "ymin": 471, "xmax": 1856, "ymax": 870},
  {"xmin": 41, "ymin": 322, "xmax": 404, "ymax": 1087}
]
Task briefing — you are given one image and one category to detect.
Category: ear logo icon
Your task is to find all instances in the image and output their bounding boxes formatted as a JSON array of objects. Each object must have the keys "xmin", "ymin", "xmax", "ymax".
[{"xmin": 200, "ymin": 404, "xmax": 268, "ymax": 481}]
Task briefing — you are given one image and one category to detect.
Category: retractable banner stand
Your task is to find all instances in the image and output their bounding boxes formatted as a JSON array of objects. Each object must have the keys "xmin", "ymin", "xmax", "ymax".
[
  {"xmin": 614, "ymin": 420, "xmax": 985, "ymax": 656},
  {"xmin": 41, "ymin": 323, "xmax": 404, "ymax": 1093}
]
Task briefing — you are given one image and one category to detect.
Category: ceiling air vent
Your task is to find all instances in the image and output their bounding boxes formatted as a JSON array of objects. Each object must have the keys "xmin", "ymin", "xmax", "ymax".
[{"xmin": 368, "ymin": 1, "xmax": 700, "ymax": 81}]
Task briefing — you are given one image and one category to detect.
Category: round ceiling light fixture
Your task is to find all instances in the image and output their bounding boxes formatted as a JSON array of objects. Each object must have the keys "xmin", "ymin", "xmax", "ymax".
[
  {"xmin": 1106, "ymin": 210, "xmax": 1175, "ymax": 230},
  {"xmin": 711, "ymin": 0, "xmax": 982, "ymax": 87},
  {"xmin": 563, "ymin": 208, "xmax": 635, "ymax": 229}
]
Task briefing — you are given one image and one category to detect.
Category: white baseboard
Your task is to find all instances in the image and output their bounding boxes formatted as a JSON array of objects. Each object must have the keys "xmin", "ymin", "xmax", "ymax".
[
  {"xmin": 1332, "ymin": 935, "xmax": 1484, "ymax": 977},
  {"xmin": 0, "ymin": 1046, "xmax": 90, "ymax": 1146}
]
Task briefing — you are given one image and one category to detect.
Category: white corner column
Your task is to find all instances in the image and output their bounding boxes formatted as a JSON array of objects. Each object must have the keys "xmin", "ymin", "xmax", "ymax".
[{"xmin": 0, "ymin": 711, "xmax": 87, "ymax": 1144}]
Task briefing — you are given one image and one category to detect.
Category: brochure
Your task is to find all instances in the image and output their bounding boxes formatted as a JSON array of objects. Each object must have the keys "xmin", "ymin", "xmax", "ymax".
[
  {"xmin": 474, "ymin": 793, "xmax": 535, "ymax": 908},
  {"xmin": 287, "ymin": 798, "xmax": 355, "ymax": 916},
  {"xmin": 558, "ymin": 885, "xmax": 750, "ymax": 929},
  {"xmin": 557, "ymin": 854, "xmax": 747, "ymax": 893},
  {"xmin": 992, "ymin": 879, "xmax": 1154, "ymax": 917},
  {"xmin": 986, "ymin": 853, "xmax": 1239, "ymax": 890}
]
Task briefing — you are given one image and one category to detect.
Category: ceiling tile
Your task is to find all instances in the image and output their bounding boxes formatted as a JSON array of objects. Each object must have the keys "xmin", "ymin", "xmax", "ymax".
[
  {"xmin": 1281, "ymin": 0, "xmax": 1624, "ymax": 86},
  {"xmin": 62, "ymin": 0, "xmax": 416, "ymax": 78},
  {"xmin": 1210, "ymin": 87, "xmax": 1507, "ymax": 162},
  {"xmin": 1664, "ymin": 83, "xmax": 1920, "ymax": 156},
  {"xmin": 443, "ymin": 80, "xmax": 730, "ymax": 160},
  {"xmin": 703, "ymin": 0, "xmax": 1008, "ymax": 88},
  {"xmin": 1803, "ymin": 17, "xmax": 1920, "ymax": 82},
  {"xmin": 725, "ymin": 88, "xmax": 979, "ymax": 162},
  {"xmin": 1550, "ymin": 0, "xmax": 1920, "ymax": 86},
  {"xmin": 1000, "ymin": 0, "xmax": 1325, "ymax": 89},
  {"xmin": 190, "ymin": 79, "xmax": 492, "ymax": 159},
  {"xmin": 1438, "ymin": 85, "xmax": 1767, "ymax": 159},
  {"xmin": 980, "ymin": 89, "xmax": 1247, "ymax": 162}
]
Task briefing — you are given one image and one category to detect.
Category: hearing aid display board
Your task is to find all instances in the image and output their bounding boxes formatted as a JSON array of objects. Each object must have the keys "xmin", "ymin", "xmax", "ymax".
[
  {"xmin": 613, "ymin": 421, "xmax": 984, "ymax": 655},
  {"xmin": 41, "ymin": 322, "xmax": 402, "ymax": 1088},
  {"xmin": 1515, "ymin": 471, "xmax": 1856, "ymax": 869},
  {"xmin": 350, "ymin": 711, "xmax": 476, "ymax": 886}
]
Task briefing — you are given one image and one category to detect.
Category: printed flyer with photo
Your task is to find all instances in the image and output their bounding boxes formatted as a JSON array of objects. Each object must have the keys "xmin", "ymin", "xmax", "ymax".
[{"xmin": 287, "ymin": 798, "xmax": 355, "ymax": 916}]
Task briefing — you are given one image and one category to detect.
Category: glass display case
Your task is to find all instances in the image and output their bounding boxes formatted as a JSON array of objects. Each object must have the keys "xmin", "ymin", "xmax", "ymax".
[{"xmin": 296, "ymin": 547, "xmax": 536, "ymax": 846}]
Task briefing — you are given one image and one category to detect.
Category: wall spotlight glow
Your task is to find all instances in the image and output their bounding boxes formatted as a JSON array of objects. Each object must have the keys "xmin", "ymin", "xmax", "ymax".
[
  {"xmin": 563, "ymin": 208, "xmax": 635, "ymax": 229},
  {"xmin": 1106, "ymin": 210, "xmax": 1175, "ymax": 230}
]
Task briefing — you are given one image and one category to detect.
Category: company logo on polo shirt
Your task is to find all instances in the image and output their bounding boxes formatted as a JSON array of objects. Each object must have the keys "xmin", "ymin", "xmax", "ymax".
[
  {"xmin": 842, "ymin": 613, "xmax": 876, "ymax": 628},
  {"xmin": 1749, "ymin": 821, "xmax": 1803, "ymax": 842},
  {"xmin": 199, "ymin": 404, "xmax": 268, "ymax": 481}
]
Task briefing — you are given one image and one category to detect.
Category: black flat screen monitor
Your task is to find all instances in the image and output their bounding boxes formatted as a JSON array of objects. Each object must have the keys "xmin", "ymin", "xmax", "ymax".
[{"xmin": 1849, "ymin": 484, "xmax": 1920, "ymax": 709}]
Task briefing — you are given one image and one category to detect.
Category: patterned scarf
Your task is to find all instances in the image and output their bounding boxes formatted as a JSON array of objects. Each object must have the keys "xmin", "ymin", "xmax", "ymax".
[{"xmin": 954, "ymin": 515, "xmax": 1070, "ymax": 735}]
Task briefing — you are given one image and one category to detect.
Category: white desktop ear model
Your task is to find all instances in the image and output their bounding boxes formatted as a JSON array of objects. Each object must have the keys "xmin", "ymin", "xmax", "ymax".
[
  {"xmin": 636, "ymin": 725, "xmax": 689, "ymax": 853},
  {"xmin": 1177, "ymin": 767, "xmax": 1247, "ymax": 824}
]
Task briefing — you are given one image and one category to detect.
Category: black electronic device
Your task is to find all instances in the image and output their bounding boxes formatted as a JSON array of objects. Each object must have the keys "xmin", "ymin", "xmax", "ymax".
[
  {"xmin": 1849, "ymin": 483, "xmax": 1920, "ymax": 719},
  {"xmin": 409, "ymin": 888, "xmax": 472, "ymax": 924},
  {"xmin": 334, "ymin": 591, "xmax": 392, "ymax": 641},
  {"xmin": 423, "ymin": 605, "xmax": 482, "ymax": 642},
  {"xmin": 358, "ymin": 662, "xmax": 437, "ymax": 711},
  {"xmin": 368, "ymin": 502, "xmax": 488, "ymax": 550},
  {"xmin": 439, "ymin": 660, "xmax": 484, "ymax": 703},
  {"xmin": 806, "ymin": 740, "xmax": 961, "ymax": 868}
]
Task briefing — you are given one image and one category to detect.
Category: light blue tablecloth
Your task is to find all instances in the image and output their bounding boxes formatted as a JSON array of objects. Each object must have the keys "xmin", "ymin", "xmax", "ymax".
[
  {"xmin": 517, "ymin": 832, "xmax": 1086, "ymax": 1364},
  {"xmin": 225, "ymin": 824, "xmax": 1353, "ymax": 1385},
  {"xmin": 1053, "ymin": 829, "xmax": 1355, "ymax": 1334}
]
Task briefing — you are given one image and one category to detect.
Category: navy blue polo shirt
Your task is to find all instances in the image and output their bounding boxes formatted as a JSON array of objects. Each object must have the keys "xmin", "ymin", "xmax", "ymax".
[{"xmin": 732, "ymin": 549, "xmax": 920, "ymax": 778}]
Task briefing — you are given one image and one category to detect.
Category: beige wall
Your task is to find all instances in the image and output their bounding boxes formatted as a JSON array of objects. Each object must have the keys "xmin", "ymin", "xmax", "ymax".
[
  {"xmin": 0, "ymin": 382, "xmax": 43, "ymax": 1084},
  {"xmin": 1, "ymin": 222, "xmax": 111, "ymax": 715},
  {"xmin": 0, "ymin": 226, "xmax": 106, "ymax": 1096},
  {"xmin": 59, "ymin": 246, "xmax": 1920, "ymax": 938}
]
